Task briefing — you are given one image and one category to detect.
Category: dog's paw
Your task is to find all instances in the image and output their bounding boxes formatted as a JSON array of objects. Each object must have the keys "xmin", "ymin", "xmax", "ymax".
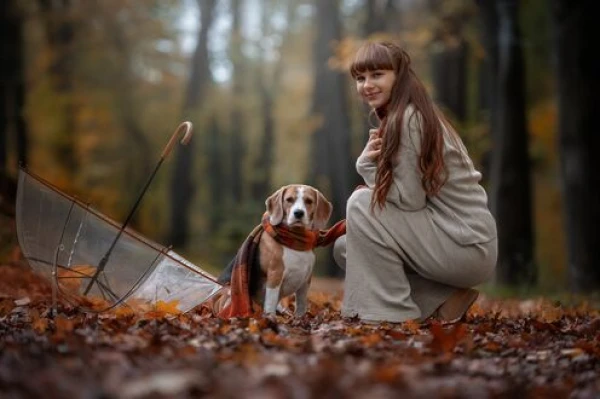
[
  {"xmin": 278, "ymin": 307, "xmax": 294, "ymax": 318},
  {"xmin": 263, "ymin": 312, "xmax": 282, "ymax": 331},
  {"xmin": 294, "ymin": 311, "xmax": 313, "ymax": 322},
  {"xmin": 264, "ymin": 312, "xmax": 278, "ymax": 323}
]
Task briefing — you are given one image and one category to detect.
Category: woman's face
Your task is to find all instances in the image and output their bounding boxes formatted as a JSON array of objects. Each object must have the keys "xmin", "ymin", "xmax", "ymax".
[{"xmin": 355, "ymin": 69, "xmax": 396, "ymax": 109}]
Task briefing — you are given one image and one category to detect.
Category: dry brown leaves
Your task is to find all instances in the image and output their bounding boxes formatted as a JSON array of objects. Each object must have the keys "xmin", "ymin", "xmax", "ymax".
[{"xmin": 0, "ymin": 263, "xmax": 599, "ymax": 399}]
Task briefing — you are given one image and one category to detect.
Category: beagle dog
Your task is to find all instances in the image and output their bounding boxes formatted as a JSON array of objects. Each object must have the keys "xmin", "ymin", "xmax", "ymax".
[{"xmin": 257, "ymin": 185, "xmax": 333, "ymax": 316}]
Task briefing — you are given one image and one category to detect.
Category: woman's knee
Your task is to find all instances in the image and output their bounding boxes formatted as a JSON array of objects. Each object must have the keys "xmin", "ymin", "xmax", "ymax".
[
  {"xmin": 454, "ymin": 249, "xmax": 497, "ymax": 288},
  {"xmin": 333, "ymin": 235, "xmax": 347, "ymax": 271},
  {"xmin": 471, "ymin": 240, "xmax": 497, "ymax": 285}
]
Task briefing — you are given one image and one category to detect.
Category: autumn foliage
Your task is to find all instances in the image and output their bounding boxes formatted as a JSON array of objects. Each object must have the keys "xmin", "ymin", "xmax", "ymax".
[{"xmin": 0, "ymin": 262, "xmax": 599, "ymax": 398}]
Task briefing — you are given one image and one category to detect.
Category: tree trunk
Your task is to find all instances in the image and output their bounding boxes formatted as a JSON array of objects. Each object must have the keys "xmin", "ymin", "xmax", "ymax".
[
  {"xmin": 364, "ymin": 0, "xmax": 397, "ymax": 34},
  {"xmin": 206, "ymin": 115, "xmax": 223, "ymax": 231},
  {"xmin": 428, "ymin": 2, "xmax": 469, "ymax": 123},
  {"xmin": 0, "ymin": 0, "xmax": 27, "ymax": 216},
  {"xmin": 311, "ymin": 0, "xmax": 355, "ymax": 276},
  {"xmin": 477, "ymin": 0, "xmax": 500, "ymax": 113},
  {"xmin": 490, "ymin": 0, "xmax": 535, "ymax": 286},
  {"xmin": 37, "ymin": 0, "xmax": 78, "ymax": 179},
  {"xmin": 100, "ymin": 9, "xmax": 152, "ymax": 228},
  {"xmin": 430, "ymin": 38, "xmax": 469, "ymax": 122},
  {"xmin": 475, "ymin": 0, "xmax": 499, "ymax": 184},
  {"xmin": 253, "ymin": 0, "xmax": 275, "ymax": 202},
  {"xmin": 168, "ymin": 0, "xmax": 215, "ymax": 249},
  {"xmin": 359, "ymin": 0, "xmax": 397, "ymax": 147},
  {"xmin": 252, "ymin": 72, "xmax": 275, "ymax": 201},
  {"xmin": 1, "ymin": 1, "xmax": 12, "ymax": 175},
  {"xmin": 229, "ymin": 0, "xmax": 244, "ymax": 204},
  {"xmin": 364, "ymin": 0, "xmax": 387, "ymax": 36},
  {"xmin": 552, "ymin": 0, "xmax": 600, "ymax": 292},
  {"xmin": 252, "ymin": 0, "xmax": 297, "ymax": 201}
]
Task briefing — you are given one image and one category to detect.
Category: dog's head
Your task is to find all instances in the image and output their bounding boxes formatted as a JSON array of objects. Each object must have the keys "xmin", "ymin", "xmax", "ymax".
[{"xmin": 265, "ymin": 185, "xmax": 333, "ymax": 230}]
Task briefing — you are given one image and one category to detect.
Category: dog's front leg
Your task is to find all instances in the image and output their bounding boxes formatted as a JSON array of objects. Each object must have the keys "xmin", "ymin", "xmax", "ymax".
[
  {"xmin": 295, "ymin": 281, "xmax": 310, "ymax": 316},
  {"xmin": 263, "ymin": 285, "xmax": 281, "ymax": 315}
]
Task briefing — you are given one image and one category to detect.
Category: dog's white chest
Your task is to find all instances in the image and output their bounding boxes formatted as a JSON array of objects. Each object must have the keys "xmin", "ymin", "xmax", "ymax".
[{"xmin": 281, "ymin": 247, "xmax": 315, "ymax": 296}]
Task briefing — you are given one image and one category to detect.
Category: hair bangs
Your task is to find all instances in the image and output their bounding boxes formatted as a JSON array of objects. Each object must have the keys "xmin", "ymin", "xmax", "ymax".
[{"xmin": 350, "ymin": 43, "xmax": 395, "ymax": 77}]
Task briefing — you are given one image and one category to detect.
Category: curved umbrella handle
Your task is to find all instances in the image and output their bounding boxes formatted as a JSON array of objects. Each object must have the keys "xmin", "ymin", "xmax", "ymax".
[
  {"xmin": 161, "ymin": 121, "xmax": 193, "ymax": 158},
  {"xmin": 82, "ymin": 120, "xmax": 194, "ymax": 296}
]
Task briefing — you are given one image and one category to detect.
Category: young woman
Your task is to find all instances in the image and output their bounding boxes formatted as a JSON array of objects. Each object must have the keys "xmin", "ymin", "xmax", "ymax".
[{"xmin": 333, "ymin": 41, "xmax": 497, "ymax": 323}]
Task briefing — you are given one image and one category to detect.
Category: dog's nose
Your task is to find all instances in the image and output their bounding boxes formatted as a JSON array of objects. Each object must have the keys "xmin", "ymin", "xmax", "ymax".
[{"xmin": 293, "ymin": 209, "xmax": 304, "ymax": 219}]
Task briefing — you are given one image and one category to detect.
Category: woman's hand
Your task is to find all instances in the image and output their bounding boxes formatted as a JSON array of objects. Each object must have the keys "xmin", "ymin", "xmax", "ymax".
[{"xmin": 365, "ymin": 129, "xmax": 382, "ymax": 161}]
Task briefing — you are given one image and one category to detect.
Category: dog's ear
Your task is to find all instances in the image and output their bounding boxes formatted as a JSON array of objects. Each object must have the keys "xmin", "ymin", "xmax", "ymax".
[
  {"xmin": 265, "ymin": 187, "xmax": 285, "ymax": 225},
  {"xmin": 314, "ymin": 189, "xmax": 333, "ymax": 230}
]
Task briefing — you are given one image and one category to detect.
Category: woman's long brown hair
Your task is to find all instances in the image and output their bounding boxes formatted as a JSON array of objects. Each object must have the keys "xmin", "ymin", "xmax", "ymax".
[{"xmin": 350, "ymin": 41, "xmax": 448, "ymax": 210}]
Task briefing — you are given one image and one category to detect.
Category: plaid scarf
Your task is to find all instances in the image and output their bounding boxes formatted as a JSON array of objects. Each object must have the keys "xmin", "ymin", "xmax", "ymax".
[
  {"xmin": 216, "ymin": 213, "xmax": 346, "ymax": 319},
  {"xmin": 262, "ymin": 213, "xmax": 347, "ymax": 250}
]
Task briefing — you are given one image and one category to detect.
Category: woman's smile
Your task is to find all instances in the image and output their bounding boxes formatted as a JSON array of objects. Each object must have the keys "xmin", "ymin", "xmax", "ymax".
[{"xmin": 355, "ymin": 69, "xmax": 396, "ymax": 109}]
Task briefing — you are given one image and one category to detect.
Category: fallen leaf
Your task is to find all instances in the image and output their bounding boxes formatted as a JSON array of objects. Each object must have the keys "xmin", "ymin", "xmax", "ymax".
[
  {"xmin": 30, "ymin": 309, "xmax": 49, "ymax": 333},
  {"xmin": 154, "ymin": 300, "xmax": 181, "ymax": 315},
  {"xmin": 55, "ymin": 315, "xmax": 76, "ymax": 334},
  {"xmin": 403, "ymin": 319, "xmax": 421, "ymax": 334},
  {"xmin": 0, "ymin": 298, "xmax": 14, "ymax": 316},
  {"xmin": 57, "ymin": 265, "xmax": 97, "ymax": 293},
  {"xmin": 561, "ymin": 348, "xmax": 584, "ymax": 358},
  {"xmin": 14, "ymin": 297, "xmax": 31, "ymax": 306},
  {"xmin": 360, "ymin": 332, "xmax": 383, "ymax": 346},
  {"xmin": 429, "ymin": 322, "xmax": 468, "ymax": 354}
]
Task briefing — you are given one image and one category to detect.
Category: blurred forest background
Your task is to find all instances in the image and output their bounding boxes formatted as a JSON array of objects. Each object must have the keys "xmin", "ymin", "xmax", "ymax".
[{"xmin": 1, "ymin": 0, "xmax": 598, "ymax": 294}]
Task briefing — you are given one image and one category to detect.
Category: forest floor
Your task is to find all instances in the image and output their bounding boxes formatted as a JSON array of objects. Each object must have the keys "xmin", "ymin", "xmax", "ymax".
[{"xmin": 1, "ymin": 261, "xmax": 599, "ymax": 399}]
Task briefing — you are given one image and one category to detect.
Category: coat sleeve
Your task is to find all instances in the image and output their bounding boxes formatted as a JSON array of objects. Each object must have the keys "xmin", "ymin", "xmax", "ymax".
[
  {"xmin": 356, "ymin": 142, "xmax": 377, "ymax": 187},
  {"xmin": 387, "ymin": 111, "xmax": 427, "ymax": 211},
  {"xmin": 355, "ymin": 108, "xmax": 427, "ymax": 211}
]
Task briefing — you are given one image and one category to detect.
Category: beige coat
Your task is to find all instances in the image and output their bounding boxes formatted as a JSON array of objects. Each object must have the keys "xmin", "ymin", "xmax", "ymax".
[{"xmin": 334, "ymin": 106, "xmax": 497, "ymax": 322}]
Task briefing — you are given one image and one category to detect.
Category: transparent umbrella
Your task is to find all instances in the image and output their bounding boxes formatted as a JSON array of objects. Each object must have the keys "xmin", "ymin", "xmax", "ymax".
[{"xmin": 15, "ymin": 122, "xmax": 223, "ymax": 314}]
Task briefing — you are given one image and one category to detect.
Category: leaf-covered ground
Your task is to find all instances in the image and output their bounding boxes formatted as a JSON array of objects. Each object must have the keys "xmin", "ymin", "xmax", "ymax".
[{"xmin": 1, "ymin": 263, "xmax": 599, "ymax": 399}]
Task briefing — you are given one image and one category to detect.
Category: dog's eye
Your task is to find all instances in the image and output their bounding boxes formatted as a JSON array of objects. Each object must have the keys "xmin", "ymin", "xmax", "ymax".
[
  {"xmin": 285, "ymin": 197, "xmax": 294, "ymax": 203},
  {"xmin": 305, "ymin": 199, "xmax": 313, "ymax": 205}
]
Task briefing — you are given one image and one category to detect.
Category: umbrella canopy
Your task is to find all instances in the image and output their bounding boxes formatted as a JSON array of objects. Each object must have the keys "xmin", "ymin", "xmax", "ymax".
[{"xmin": 16, "ymin": 167, "xmax": 222, "ymax": 313}]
